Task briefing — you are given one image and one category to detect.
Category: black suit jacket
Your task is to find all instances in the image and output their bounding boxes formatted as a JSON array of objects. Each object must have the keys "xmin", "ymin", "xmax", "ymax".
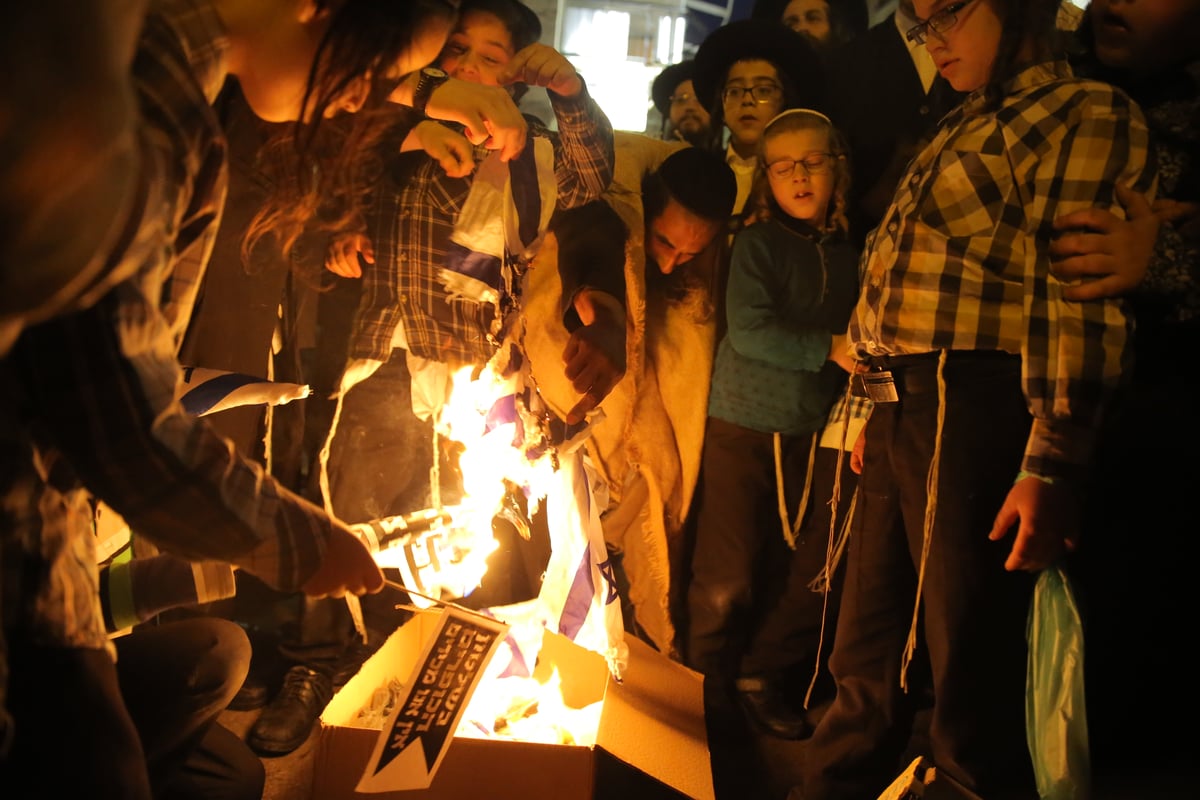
[{"xmin": 827, "ymin": 19, "xmax": 964, "ymax": 247}]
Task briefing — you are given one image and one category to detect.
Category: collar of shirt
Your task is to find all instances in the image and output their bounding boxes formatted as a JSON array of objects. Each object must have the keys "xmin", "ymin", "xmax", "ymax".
[{"xmin": 952, "ymin": 59, "xmax": 1074, "ymax": 121}]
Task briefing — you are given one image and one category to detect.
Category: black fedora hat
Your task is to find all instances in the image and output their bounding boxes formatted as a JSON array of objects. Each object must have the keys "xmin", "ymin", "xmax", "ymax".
[
  {"xmin": 692, "ymin": 19, "xmax": 829, "ymax": 114},
  {"xmin": 651, "ymin": 60, "xmax": 698, "ymax": 116}
]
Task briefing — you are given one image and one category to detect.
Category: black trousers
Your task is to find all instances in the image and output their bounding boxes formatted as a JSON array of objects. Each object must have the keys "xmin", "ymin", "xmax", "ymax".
[
  {"xmin": 0, "ymin": 616, "xmax": 260, "ymax": 800},
  {"xmin": 685, "ymin": 417, "xmax": 823, "ymax": 684},
  {"xmin": 117, "ymin": 617, "xmax": 263, "ymax": 800},
  {"xmin": 804, "ymin": 352, "xmax": 1038, "ymax": 800},
  {"xmin": 741, "ymin": 445, "xmax": 857, "ymax": 685}
]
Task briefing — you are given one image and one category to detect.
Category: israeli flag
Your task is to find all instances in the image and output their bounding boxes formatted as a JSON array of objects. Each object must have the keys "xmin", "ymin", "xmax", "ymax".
[{"xmin": 179, "ymin": 367, "xmax": 311, "ymax": 417}]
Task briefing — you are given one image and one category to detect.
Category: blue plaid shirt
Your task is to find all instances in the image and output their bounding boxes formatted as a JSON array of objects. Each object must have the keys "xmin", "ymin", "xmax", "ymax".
[{"xmin": 350, "ymin": 88, "xmax": 615, "ymax": 367}]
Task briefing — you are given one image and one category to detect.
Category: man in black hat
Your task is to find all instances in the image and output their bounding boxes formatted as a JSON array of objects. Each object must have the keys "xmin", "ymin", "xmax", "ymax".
[
  {"xmin": 691, "ymin": 18, "xmax": 829, "ymax": 221},
  {"xmin": 650, "ymin": 60, "xmax": 712, "ymax": 147},
  {"xmin": 753, "ymin": 0, "xmax": 869, "ymax": 55}
]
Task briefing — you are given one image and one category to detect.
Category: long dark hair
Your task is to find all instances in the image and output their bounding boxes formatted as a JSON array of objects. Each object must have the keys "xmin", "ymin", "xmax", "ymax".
[{"xmin": 245, "ymin": 0, "xmax": 457, "ymax": 274}]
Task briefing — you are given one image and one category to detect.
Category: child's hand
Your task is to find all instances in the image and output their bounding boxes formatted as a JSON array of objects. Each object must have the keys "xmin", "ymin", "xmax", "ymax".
[
  {"xmin": 850, "ymin": 427, "xmax": 865, "ymax": 474},
  {"xmin": 325, "ymin": 232, "xmax": 373, "ymax": 279},
  {"xmin": 411, "ymin": 78, "xmax": 527, "ymax": 161},
  {"xmin": 402, "ymin": 121, "xmax": 475, "ymax": 178},
  {"xmin": 827, "ymin": 333, "xmax": 857, "ymax": 373},
  {"xmin": 500, "ymin": 43, "xmax": 582, "ymax": 99}
]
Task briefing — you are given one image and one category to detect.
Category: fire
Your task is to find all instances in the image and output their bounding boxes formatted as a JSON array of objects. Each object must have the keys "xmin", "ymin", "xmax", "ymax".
[
  {"xmin": 369, "ymin": 354, "xmax": 558, "ymax": 608},
  {"xmin": 362, "ymin": 339, "xmax": 624, "ymax": 748}
]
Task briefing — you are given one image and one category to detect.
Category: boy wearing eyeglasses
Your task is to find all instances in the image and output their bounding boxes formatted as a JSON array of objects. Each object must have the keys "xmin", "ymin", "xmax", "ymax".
[
  {"xmin": 691, "ymin": 19, "xmax": 829, "ymax": 222},
  {"xmin": 800, "ymin": 0, "xmax": 1155, "ymax": 796},
  {"xmin": 685, "ymin": 110, "xmax": 858, "ymax": 741}
]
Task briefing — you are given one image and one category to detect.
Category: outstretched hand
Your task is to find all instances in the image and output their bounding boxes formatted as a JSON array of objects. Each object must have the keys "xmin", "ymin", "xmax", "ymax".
[
  {"xmin": 1050, "ymin": 184, "xmax": 1160, "ymax": 300},
  {"xmin": 300, "ymin": 525, "xmax": 385, "ymax": 598},
  {"xmin": 499, "ymin": 43, "xmax": 583, "ymax": 99},
  {"xmin": 562, "ymin": 289, "xmax": 626, "ymax": 425}
]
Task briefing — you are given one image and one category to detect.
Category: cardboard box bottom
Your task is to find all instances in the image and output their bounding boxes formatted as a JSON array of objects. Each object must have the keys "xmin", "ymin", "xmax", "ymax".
[
  {"xmin": 314, "ymin": 727, "xmax": 693, "ymax": 800},
  {"xmin": 315, "ymin": 614, "xmax": 713, "ymax": 800}
]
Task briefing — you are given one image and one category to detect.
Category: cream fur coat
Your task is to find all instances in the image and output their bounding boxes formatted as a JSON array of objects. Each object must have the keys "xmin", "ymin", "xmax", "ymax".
[{"xmin": 522, "ymin": 132, "xmax": 720, "ymax": 656}]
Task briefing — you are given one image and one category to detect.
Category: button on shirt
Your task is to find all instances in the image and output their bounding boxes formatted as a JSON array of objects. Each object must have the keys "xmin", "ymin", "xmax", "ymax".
[{"xmin": 849, "ymin": 61, "xmax": 1156, "ymax": 479}]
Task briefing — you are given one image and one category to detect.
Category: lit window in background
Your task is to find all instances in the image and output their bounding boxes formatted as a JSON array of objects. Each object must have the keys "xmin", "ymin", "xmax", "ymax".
[{"xmin": 559, "ymin": 1, "xmax": 687, "ymax": 133}]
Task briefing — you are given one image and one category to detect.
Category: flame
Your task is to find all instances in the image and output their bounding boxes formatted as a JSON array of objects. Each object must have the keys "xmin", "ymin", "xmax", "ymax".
[
  {"xmin": 372, "ymin": 356, "xmax": 557, "ymax": 606},
  {"xmin": 369, "ymin": 348, "xmax": 613, "ymax": 746}
]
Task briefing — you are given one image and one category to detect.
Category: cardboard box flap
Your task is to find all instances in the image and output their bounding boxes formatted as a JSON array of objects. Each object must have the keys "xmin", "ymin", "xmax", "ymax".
[
  {"xmin": 316, "ymin": 617, "xmax": 714, "ymax": 800},
  {"xmin": 532, "ymin": 628, "xmax": 610, "ymax": 710},
  {"xmin": 597, "ymin": 636, "xmax": 714, "ymax": 800},
  {"xmin": 322, "ymin": 613, "xmax": 435, "ymax": 729}
]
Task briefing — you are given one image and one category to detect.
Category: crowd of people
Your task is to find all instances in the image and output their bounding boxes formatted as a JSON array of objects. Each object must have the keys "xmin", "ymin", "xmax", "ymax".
[{"xmin": 1, "ymin": 0, "xmax": 1195, "ymax": 798}]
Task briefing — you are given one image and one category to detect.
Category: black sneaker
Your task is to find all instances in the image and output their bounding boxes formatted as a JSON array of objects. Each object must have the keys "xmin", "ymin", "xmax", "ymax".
[{"xmin": 247, "ymin": 665, "xmax": 333, "ymax": 756}]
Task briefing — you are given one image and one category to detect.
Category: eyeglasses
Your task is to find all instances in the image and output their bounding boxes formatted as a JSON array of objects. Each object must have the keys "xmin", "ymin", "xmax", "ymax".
[
  {"xmin": 721, "ymin": 84, "xmax": 782, "ymax": 105},
  {"xmin": 904, "ymin": 0, "xmax": 981, "ymax": 45},
  {"xmin": 766, "ymin": 153, "xmax": 836, "ymax": 179},
  {"xmin": 669, "ymin": 92, "xmax": 698, "ymax": 106}
]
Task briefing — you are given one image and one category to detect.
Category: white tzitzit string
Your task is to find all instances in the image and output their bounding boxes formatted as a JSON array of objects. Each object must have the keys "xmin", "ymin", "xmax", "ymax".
[
  {"xmin": 774, "ymin": 432, "xmax": 818, "ymax": 550},
  {"xmin": 900, "ymin": 350, "xmax": 948, "ymax": 691}
]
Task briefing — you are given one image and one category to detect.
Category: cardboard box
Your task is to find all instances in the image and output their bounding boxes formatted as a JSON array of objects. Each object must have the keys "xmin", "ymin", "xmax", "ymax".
[
  {"xmin": 316, "ymin": 612, "xmax": 714, "ymax": 800},
  {"xmin": 877, "ymin": 757, "xmax": 986, "ymax": 800}
]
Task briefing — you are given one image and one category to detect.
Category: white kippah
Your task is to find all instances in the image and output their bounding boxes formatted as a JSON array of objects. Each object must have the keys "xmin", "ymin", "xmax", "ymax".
[{"xmin": 765, "ymin": 108, "xmax": 833, "ymax": 129}]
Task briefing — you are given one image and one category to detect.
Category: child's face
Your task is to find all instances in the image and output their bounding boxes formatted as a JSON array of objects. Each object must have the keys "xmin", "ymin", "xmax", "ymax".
[
  {"xmin": 438, "ymin": 10, "xmax": 516, "ymax": 87},
  {"xmin": 910, "ymin": 0, "xmax": 1003, "ymax": 93},
  {"xmin": 1088, "ymin": 0, "xmax": 1200, "ymax": 75},
  {"xmin": 764, "ymin": 128, "xmax": 836, "ymax": 225},
  {"xmin": 721, "ymin": 60, "xmax": 786, "ymax": 152}
]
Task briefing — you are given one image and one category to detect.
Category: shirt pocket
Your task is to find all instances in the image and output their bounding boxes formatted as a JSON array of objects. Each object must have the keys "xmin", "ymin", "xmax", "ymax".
[
  {"xmin": 425, "ymin": 174, "xmax": 471, "ymax": 218},
  {"xmin": 917, "ymin": 150, "xmax": 1013, "ymax": 242}
]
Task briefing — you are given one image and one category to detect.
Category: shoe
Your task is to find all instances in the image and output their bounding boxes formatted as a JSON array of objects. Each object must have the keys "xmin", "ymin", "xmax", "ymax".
[
  {"xmin": 735, "ymin": 675, "xmax": 812, "ymax": 740},
  {"xmin": 247, "ymin": 666, "xmax": 333, "ymax": 756},
  {"xmin": 227, "ymin": 673, "xmax": 271, "ymax": 712}
]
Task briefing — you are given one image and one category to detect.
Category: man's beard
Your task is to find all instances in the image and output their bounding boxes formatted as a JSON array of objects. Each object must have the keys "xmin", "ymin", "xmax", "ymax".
[{"xmin": 673, "ymin": 115, "xmax": 708, "ymax": 147}]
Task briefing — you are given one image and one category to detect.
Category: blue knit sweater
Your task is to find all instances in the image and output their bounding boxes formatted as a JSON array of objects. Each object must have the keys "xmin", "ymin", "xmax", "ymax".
[{"xmin": 707, "ymin": 215, "xmax": 859, "ymax": 434}]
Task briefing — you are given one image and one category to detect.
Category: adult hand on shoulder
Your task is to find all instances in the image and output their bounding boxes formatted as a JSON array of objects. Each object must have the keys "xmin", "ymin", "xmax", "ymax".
[
  {"xmin": 301, "ymin": 526, "xmax": 385, "ymax": 598},
  {"xmin": 988, "ymin": 475, "xmax": 1080, "ymax": 573},
  {"xmin": 325, "ymin": 232, "xmax": 373, "ymax": 278},
  {"xmin": 563, "ymin": 289, "xmax": 626, "ymax": 425},
  {"xmin": 1050, "ymin": 184, "xmax": 1159, "ymax": 300},
  {"xmin": 500, "ymin": 43, "xmax": 582, "ymax": 99},
  {"xmin": 420, "ymin": 79, "xmax": 527, "ymax": 161}
]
